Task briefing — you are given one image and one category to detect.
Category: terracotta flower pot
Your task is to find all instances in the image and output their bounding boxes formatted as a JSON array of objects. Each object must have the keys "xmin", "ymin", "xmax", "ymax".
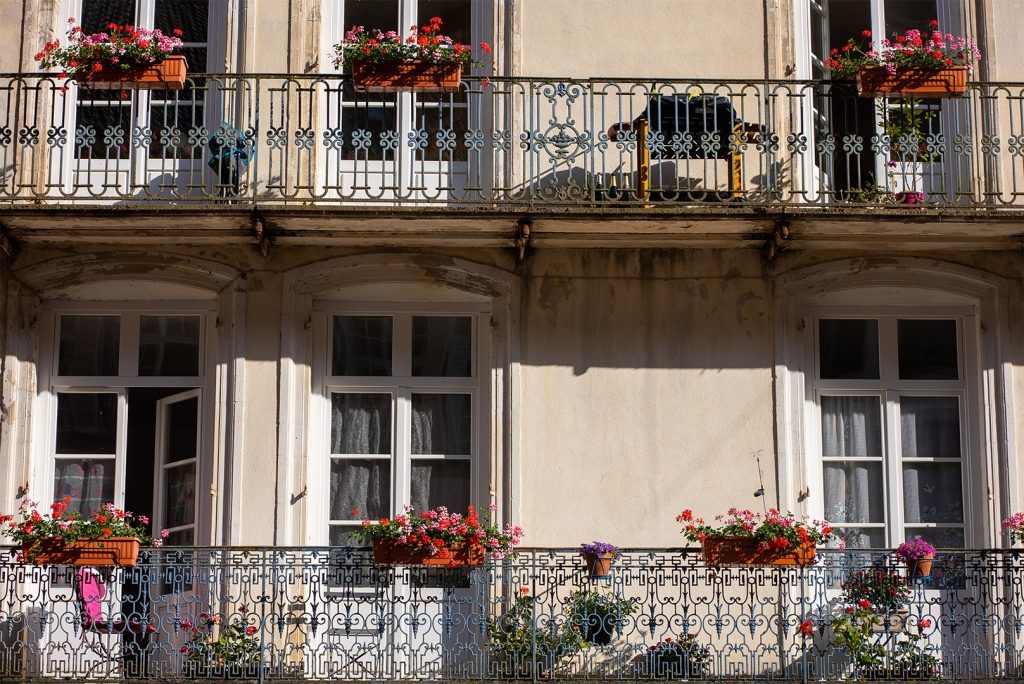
[
  {"xmin": 22, "ymin": 537, "xmax": 141, "ymax": 567},
  {"xmin": 700, "ymin": 536, "xmax": 816, "ymax": 566},
  {"xmin": 371, "ymin": 539, "xmax": 484, "ymax": 566},
  {"xmin": 856, "ymin": 65, "xmax": 967, "ymax": 98},
  {"xmin": 906, "ymin": 554, "xmax": 934, "ymax": 578},
  {"xmin": 350, "ymin": 60, "xmax": 462, "ymax": 93},
  {"xmin": 74, "ymin": 55, "xmax": 187, "ymax": 91},
  {"xmin": 582, "ymin": 551, "xmax": 615, "ymax": 578}
]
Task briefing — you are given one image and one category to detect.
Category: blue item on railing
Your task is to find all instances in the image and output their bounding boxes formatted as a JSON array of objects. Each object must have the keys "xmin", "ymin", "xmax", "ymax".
[{"xmin": 208, "ymin": 123, "xmax": 255, "ymax": 190}]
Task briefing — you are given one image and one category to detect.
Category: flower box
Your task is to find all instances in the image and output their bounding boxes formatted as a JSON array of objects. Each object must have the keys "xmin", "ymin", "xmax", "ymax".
[
  {"xmin": 371, "ymin": 538, "xmax": 484, "ymax": 566},
  {"xmin": 856, "ymin": 66, "xmax": 967, "ymax": 98},
  {"xmin": 700, "ymin": 536, "xmax": 816, "ymax": 566},
  {"xmin": 22, "ymin": 537, "xmax": 141, "ymax": 567},
  {"xmin": 76, "ymin": 55, "xmax": 187, "ymax": 91},
  {"xmin": 350, "ymin": 60, "xmax": 461, "ymax": 93}
]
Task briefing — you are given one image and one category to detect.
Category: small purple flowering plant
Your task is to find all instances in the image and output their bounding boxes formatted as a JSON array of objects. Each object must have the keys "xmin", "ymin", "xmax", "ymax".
[
  {"xmin": 579, "ymin": 541, "xmax": 619, "ymax": 559},
  {"xmin": 894, "ymin": 538, "xmax": 935, "ymax": 563}
]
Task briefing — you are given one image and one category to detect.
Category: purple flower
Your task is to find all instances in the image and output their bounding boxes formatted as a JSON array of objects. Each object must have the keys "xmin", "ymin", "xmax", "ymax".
[
  {"xmin": 895, "ymin": 537, "xmax": 936, "ymax": 562},
  {"xmin": 579, "ymin": 541, "xmax": 619, "ymax": 558}
]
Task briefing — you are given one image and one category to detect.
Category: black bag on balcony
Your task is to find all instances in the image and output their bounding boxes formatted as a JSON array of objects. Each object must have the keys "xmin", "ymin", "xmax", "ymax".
[{"xmin": 644, "ymin": 95, "xmax": 741, "ymax": 160}]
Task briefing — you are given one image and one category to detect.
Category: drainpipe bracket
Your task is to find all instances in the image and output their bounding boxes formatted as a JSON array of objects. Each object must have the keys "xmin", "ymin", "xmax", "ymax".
[{"xmin": 514, "ymin": 218, "xmax": 532, "ymax": 263}]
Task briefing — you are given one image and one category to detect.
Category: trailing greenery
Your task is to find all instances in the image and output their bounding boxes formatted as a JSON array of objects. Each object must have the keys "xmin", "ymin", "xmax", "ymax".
[{"xmin": 566, "ymin": 589, "xmax": 638, "ymax": 645}]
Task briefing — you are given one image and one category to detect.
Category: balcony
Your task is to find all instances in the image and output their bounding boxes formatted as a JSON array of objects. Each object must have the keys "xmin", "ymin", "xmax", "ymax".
[
  {"xmin": 0, "ymin": 74, "xmax": 1021, "ymax": 212},
  {"xmin": 1, "ymin": 547, "xmax": 1022, "ymax": 681}
]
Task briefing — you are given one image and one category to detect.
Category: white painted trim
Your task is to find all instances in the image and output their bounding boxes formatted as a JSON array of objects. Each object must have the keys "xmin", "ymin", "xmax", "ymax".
[
  {"xmin": 773, "ymin": 257, "xmax": 1015, "ymax": 549},
  {"xmin": 153, "ymin": 388, "xmax": 202, "ymax": 544}
]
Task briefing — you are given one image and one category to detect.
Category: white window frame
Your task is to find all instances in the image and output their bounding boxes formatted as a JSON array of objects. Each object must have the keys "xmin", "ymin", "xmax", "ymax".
[
  {"xmin": 804, "ymin": 305, "xmax": 980, "ymax": 548},
  {"xmin": 309, "ymin": 301, "xmax": 490, "ymax": 546},
  {"xmin": 34, "ymin": 302, "xmax": 216, "ymax": 531}
]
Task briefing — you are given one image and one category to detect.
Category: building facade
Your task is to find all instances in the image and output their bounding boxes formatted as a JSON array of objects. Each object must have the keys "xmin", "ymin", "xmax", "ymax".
[{"xmin": 1, "ymin": 0, "xmax": 1024, "ymax": 680}]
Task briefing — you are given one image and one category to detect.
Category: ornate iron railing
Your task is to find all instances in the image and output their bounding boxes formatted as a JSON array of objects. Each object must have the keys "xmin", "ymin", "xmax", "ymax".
[
  {"xmin": 2, "ymin": 75, "xmax": 1024, "ymax": 211},
  {"xmin": 0, "ymin": 547, "xmax": 1022, "ymax": 681}
]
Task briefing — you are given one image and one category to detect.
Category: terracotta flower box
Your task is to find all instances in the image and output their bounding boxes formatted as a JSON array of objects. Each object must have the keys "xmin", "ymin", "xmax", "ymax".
[
  {"xmin": 22, "ymin": 537, "xmax": 141, "ymax": 567},
  {"xmin": 371, "ymin": 539, "xmax": 484, "ymax": 566},
  {"xmin": 350, "ymin": 60, "xmax": 462, "ymax": 93},
  {"xmin": 700, "ymin": 536, "xmax": 816, "ymax": 566},
  {"xmin": 76, "ymin": 55, "xmax": 187, "ymax": 91},
  {"xmin": 856, "ymin": 66, "xmax": 967, "ymax": 98}
]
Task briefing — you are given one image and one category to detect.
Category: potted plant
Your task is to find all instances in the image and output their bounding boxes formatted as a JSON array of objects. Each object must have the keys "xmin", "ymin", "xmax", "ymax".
[
  {"xmin": 332, "ymin": 16, "xmax": 491, "ymax": 93},
  {"xmin": 889, "ymin": 619, "xmax": 940, "ymax": 679},
  {"xmin": 1001, "ymin": 513, "xmax": 1024, "ymax": 545},
  {"xmin": 677, "ymin": 508, "xmax": 833, "ymax": 565},
  {"xmin": 35, "ymin": 20, "xmax": 186, "ymax": 90},
  {"xmin": 841, "ymin": 570, "xmax": 912, "ymax": 632},
  {"xmin": 826, "ymin": 21, "xmax": 980, "ymax": 97},
  {"xmin": 645, "ymin": 634, "xmax": 711, "ymax": 679},
  {"xmin": 181, "ymin": 607, "xmax": 264, "ymax": 679},
  {"xmin": 566, "ymin": 588, "xmax": 638, "ymax": 646},
  {"xmin": 351, "ymin": 505, "xmax": 523, "ymax": 566},
  {"xmin": 895, "ymin": 538, "xmax": 936, "ymax": 578},
  {"xmin": 831, "ymin": 602, "xmax": 887, "ymax": 677},
  {"xmin": 487, "ymin": 587, "xmax": 586, "ymax": 679},
  {"xmin": 0, "ymin": 498, "xmax": 166, "ymax": 567},
  {"xmin": 579, "ymin": 541, "xmax": 619, "ymax": 579}
]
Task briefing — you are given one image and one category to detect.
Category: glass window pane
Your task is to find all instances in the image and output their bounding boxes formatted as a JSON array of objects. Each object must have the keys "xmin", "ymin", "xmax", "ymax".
[
  {"xmin": 885, "ymin": 0, "xmax": 937, "ymax": 35},
  {"xmin": 332, "ymin": 316, "xmax": 392, "ymax": 376},
  {"xmin": 139, "ymin": 316, "xmax": 201, "ymax": 376},
  {"xmin": 331, "ymin": 394, "xmax": 391, "ymax": 454},
  {"xmin": 54, "ymin": 458, "xmax": 115, "ymax": 517},
  {"xmin": 56, "ymin": 393, "xmax": 117, "ymax": 454},
  {"xmin": 904, "ymin": 527, "xmax": 963, "ymax": 550},
  {"xmin": 412, "ymin": 316, "xmax": 472, "ymax": 376},
  {"xmin": 154, "ymin": 0, "xmax": 208, "ymax": 41},
  {"xmin": 164, "ymin": 396, "xmax": 199, "ymax": 463},
  {"xmin": 411, "ymin": 460, "xmax": 470, "ymax": 513},
  {"xmin": 58, "ymin": 315, "xmax": 120, "ymax": 376},
  {"xmin": 163, "ymin": 465, "xmax": 196, "ymax": 528},
  {"xmin": 165, "ymin": 528, "xmax": 195, "ymax": 546},
  {"xmin": 820, "ymin": 396, "xmax": 883, "ymax": 458},
  {"xmin": 900, "ymin": 396, "xmax": 961, "ymax": 459},
  {"xmin": 819, "ymin": 319, "xmax": 880, "ymax": 379},
  {"xmin": 831, "ymin": 527, "xmax": 886, "ymax": 550},
  {"xmin": 80, "ymin": 0, "xmax": 135, "ymax": 33},
  {"xmin": 898, "ymin": 319, "xmax": 958, "ymax": 380},
  {"xmin": 411, "ymin": 394, "xmax": 471, "ymax": 455},
  {"xmin": 329, "ymin": 524, "xmax": 369, "ymax": 547},
  {"xmin": 824, "ymin": 461, "xmax": 885, "ymax": 523},
  {"xmin": 417, "ymin": 0, "xmax": 472, "ymax": 44},
  {"xmin": 330, "ymin": 459, "xmax": 390, "ymax": 520},
  {"xmin": 903, "ymin": 462, "xmax": 964, "ymax": 524}
]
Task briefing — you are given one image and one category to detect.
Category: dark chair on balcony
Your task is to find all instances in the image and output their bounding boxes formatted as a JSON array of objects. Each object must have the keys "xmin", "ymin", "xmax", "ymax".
[
  {"xmin": 607, "ymin": 95, "xmax": 765, "ymax": 204},
  {"xmin": 75, "ymin": 567, "xmax": 154, "ymax": 676}
]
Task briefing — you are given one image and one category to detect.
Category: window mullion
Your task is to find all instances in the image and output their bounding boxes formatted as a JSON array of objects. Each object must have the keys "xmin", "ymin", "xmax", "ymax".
[
  {"xmin": 395, "ymin": 388, "xmax": 411, "ymax": 514},
  {"xmin": 884, "ymin": 389, "xmax": 904, "ymax": 547}
]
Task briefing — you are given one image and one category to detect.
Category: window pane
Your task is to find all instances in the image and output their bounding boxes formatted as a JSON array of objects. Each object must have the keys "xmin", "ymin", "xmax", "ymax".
[
  {"xmin": 154, "ymin": 0, "xmax": 208, "ymax": 41},
  {"xmin": 824, "ymin": 462, "xmax": 884, "ymax": 523},
  {"xmin": 330, "ymin": 459, "xmax": 390, "ymax": 520},
  {"xmin": 904, "ymin": 527, "xmax": 963, "ymax": 549},
  {"xmin": 832, "ymin": 527, "xmax": 886, "ymax": 550},
  {"xmin": 165, "ymin": 528, "xmax": 195, "ymax": 546},
  {"xmin": 163, "ymin": 464, "xmax": 196, "ymax": 528},
  {"xmin": 54, "ymin": 458, "xmax": 115, "ymax": 517},
  {"xmin": 344, "ymin": 0, "xmax": 398, "ymax": 33},
  {"xmin": 898, "ymin": 319, "xmax": 958, "ymax": 380},
  {"xmin": 820, "ymin": 396, "xmax": 882, "ymax": 458},
  {"xmin": 332, "ymin": 316, "xmax": 392, "ymax": 376},
  {"xmin": 411, "ymin": 394, "xmax": 471, "ymax": 455},
  {"xmin": 164, "ymin": 396, "xmax": 199, "ymax": 463},
  {"xmin": 56, "ymin": 393, "xmax": 117, "ymax": 454},
  {"xmin": 412, "ymin": 316, "xmax": 472, "ymax": 376},
  {"xmin": 885, "ymin": 0, "xmax": 937, "ymax": 35},
  {"xmin": 58, "ymin": 315, "xmax": 120, "ymax": 376},
  {"xmin": 903, "ymin": 463, "xmax": 963, "ymax": 524},
  {"xmin": 418, "ymin": 0, "xmax": 472, "ymax": 44},
  {"xmin": 80, "ymin": 0, "xmax": 135, "ymax": 33},
  {"xmin": 139, "ymin": 316, "xmax": 201, "ymax": 376},
  {"xmin": 329, "ymin": 524, "xmax": 368, "ymax": 547},
  {"xmin": 411, "ymin": 460, "xmax": 470, "ymax": 513},
  {"xmin": 900, "ymin": 396, "xmax": 960, "ymax": 459},
  {"xmin": 331, "ymin": 394, "xmax": 391, "ymax": 454},
  {"xmin": 819, "ymin": 319, "xmax": 879, "ymax": 379}
]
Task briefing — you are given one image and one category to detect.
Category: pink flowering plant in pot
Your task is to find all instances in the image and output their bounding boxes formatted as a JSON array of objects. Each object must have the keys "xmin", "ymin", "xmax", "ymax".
[
  {"xmin": 895, "ymin": 538, "xmax": 936, "ymax": 577},
  {"xmin": 332, "ymin": 17, "xmax": 491, "ymax": 71},
  {"xmin": 826, "ymin": 22, "xmax": 980, "ymax": 80},
  {"xmin": 351, "ymin": 505, "xmax": 523, "ymax": 564},
  {"xmin": 181, "ymin": 607, "xmax": 263, "ymax": 678},
  {"xmin": 1001, "ymin": 513, "xmax": 1024, "ymax": 545},
  {"xmin": 35, "ymin": 18, "xmax": 184, "ymax": 80},
  {"xmin": 678, "ymin": 507, "xmax": 833, "ymax": 565}
]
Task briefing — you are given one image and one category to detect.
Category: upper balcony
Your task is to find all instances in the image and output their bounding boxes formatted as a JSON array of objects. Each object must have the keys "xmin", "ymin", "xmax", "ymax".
[{"xmin": 2, "ymin": 74, "xmax": 1023, "ymax": 248}]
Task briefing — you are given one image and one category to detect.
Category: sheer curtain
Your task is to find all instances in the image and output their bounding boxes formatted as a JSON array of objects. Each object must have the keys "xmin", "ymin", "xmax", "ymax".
[
  {"xmin": 54, "ymin": 460, "xmax": 111, "ymax": 517},
  {"xmin": 821, "ymin": 396, "xmax": 882, "ymax": 528},
  {"xmin": 329, "ymin": 394, "xmax": 391, "ymax": 520},
  {"xmin": 901, "ymin": 396, "xmax": 963, "ymax": 525}
]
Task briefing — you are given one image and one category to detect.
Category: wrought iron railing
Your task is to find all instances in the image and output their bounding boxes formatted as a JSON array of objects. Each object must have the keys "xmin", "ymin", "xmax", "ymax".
[
  {"xmin": 2, "ymin": 75, "xmax": 1024, "ymax": 211},
  {"xmin": 0, "ymin": 547, "xmax": 1022, "ymax": 681}
]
